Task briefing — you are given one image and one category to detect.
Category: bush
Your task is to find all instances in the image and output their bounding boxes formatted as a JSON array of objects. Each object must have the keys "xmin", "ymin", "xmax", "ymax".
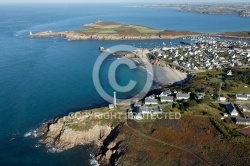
[{"xmin": 187, "ymin": 100, "xmax": 197, "ymax": 107}]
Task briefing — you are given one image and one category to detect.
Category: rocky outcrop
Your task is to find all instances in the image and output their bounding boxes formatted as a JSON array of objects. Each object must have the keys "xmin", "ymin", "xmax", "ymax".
[
  {"xmin": 38, "ymin": 121, "xmax": 112, "ymax": 150},
  {"xmin": 37, "ymin": 117, "xmax": 125, "ymax": 165}
]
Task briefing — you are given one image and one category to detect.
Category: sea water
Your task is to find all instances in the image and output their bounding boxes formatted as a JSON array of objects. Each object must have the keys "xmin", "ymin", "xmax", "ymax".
[{"xmin": 0, "ymin": 4, "xmax": 249, "ymax": 165}]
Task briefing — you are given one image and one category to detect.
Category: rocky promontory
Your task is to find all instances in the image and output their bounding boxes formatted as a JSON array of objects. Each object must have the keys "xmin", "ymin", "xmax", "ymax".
[
  {"xmin": 36, "ymin": 106, "xmax": 250, "ymax": 166},
  {"xmin": 37, "ymin": 107, "xmax": 127, "ymax": 165}
]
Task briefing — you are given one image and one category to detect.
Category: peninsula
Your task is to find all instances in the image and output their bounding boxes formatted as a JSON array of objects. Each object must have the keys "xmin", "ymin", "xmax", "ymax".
[
  {"xmin": 30, "ymin": 21, "xmax": 201, "ymax": 40},
  {"xmin": 30, "ymin": 21, "xmax": 250, "ymax": 40}
]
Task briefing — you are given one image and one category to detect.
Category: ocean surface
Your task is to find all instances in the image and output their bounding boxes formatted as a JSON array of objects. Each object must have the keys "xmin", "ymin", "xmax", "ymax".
[{"xmin": 0, "ymin": 3, "xmax": 249, "ymax": 165}]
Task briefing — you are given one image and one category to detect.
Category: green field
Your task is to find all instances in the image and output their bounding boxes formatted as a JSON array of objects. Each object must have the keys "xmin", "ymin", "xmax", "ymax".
[{"xmin": 82, "ymin": 23, "xmax": 162, "ymax": 35}]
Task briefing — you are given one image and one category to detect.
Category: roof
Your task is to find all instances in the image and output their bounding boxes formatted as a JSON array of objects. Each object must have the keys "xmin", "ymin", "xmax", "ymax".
[
  {"xmin": 162, "ymin": 90, "xmax": 171, "ymax": 96},
  {"xmin": 236, "ymin": 94, "xmax": 248, "ymax": 99},
  {"xmin": 139, "ymin": 106, "xmax": 149, "ymax": 112},
  {"xmin": 176, "ymin": 93, "xmax": 190, "ymax": 98},
  {"xmin": 238, "ymin": 104, "xmax": 250, "ymax": 111},
  {"xmin": 236, "ymin": 118, "xmax": 250, "ymax": 123},
  {"xmin": 225, "ymin": 103, "xmax": 238, "ymax": 115},
  {"xmin": 161, "ymin": 96, "xmax": 174, "ymax": 100},
  {"xmin": 145, "ymin": 97, "xmax": 158, "ymax": 103},
  {"xmin": 133, "ymin": 102, "xmax": 141, "ymax": 107}
]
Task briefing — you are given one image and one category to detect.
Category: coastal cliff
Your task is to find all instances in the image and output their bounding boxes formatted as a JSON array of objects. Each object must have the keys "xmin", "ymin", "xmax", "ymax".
[
  {"xmin": 37, "ymin": 108, "xmax": 250, "ymax": 166},
  {"xmin": 37, "ymin": 108, "xmax": 126, "ymax": 165}
]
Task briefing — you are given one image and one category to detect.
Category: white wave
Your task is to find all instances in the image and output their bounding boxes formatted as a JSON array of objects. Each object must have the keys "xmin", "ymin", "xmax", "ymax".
[
  {"xmin": 24, "ymin": 132, "xmax": 32, "ymax": 137},
  {"xmin": 89, "ymin": 154, "xmax": 99, "ymax": 166},
  {"xmin": 35, "ymin": 144, "xmax": 41, "ymax": 148},
  {"xmin": 10, "ymin": 138, "xmax": 16, "ymax": 141},
  {"xmin": 47, "ymin": 147, "xmax": 62, "ymax": 153},
  {"xmin": 24, "ymin": 129, "xmax": 38, "ymax": 138}
]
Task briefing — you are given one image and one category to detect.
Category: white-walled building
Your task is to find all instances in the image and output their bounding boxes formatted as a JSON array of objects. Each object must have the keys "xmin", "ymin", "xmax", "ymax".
[
  {"xmin": 236, "ymin": 94, "xmax": 249, "ymax": 101},
  {"xmin": 160, "ymin": 96, "xmax": 174, "ymax": 103},
  {"xmin": 145, "ymin": 97, "xmax": 158, "ymax": 105},
  {"xmin": 176, "ymin": 93, "xmax": 190, "ymax": 100}
]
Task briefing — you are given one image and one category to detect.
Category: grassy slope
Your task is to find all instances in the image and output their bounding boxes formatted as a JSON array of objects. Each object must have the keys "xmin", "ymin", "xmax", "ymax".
[{"xmin": 117, "ymin": 117, "xmax": 250, "ymax": 165}]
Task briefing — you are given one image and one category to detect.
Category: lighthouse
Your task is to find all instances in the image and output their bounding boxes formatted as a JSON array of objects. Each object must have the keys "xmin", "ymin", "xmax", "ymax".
[{"xmin": 113, "ymin": 92, "xmax": 116, "ymax": 108}]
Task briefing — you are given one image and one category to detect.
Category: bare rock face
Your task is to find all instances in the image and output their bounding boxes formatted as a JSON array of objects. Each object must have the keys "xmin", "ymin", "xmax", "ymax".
[
  {"xmin": 37, "ymin": 118, "xmax": 125, "ymax": 166},
  {"xmin": 39, "ymin": 121, "xmax": 112, "ymax": 151}
]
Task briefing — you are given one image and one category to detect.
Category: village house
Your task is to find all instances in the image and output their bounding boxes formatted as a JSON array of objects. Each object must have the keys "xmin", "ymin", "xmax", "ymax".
[
  {"xmin": 140, "ymin": 106, "xmax": 150, "ymax": 114},
  {"xmin": 235, "ymin": 118, "xmax": 250, "ymax": 125},
  {"xmin": 160, "ymin": 96, "xmax": 174, "ymax": 103},
  {"xmin": 176, "ymin": 93, "xmax": 190, "ymax": 100},
  {"xmin": 219, "ymin": 97, "xmax": 227, "ymax": 102},
  {"xmin": 145, "ymin": 97, "xmax": 158, "ymax": 105},
  {"xmin": 225, "ymin": 103, "xmax": 238, "ymax": 116},
  {"xmin": 236, "ymin": 94, "xmax": 249, "ymax": 101}
]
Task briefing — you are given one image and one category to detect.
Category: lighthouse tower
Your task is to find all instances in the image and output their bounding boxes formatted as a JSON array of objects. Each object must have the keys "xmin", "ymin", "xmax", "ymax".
[{"xmin": 113, "ymin": 92, "xmax": 116, "ymax": 108}]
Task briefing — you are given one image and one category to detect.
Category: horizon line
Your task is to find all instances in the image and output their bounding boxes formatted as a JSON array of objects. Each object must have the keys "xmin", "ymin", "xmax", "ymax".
[{"xmin": 0, "ymin": 2, "xmax": 250, "ymax": 4}]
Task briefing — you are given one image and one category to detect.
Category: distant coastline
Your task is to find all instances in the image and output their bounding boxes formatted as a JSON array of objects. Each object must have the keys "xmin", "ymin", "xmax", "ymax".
[{"xmin": 129, "ymin": 3, "xmax": 250, "ymax": 18}]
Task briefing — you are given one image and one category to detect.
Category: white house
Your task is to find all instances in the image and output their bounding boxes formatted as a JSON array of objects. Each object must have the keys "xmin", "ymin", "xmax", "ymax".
[
  {"xmin": 145, "ymin": 97, "xmax": 158, "ymax": 105},
  {"xmin": 235, "ymin": 118, "xmax": 250, "ymax": 125},
  {"xmin": 140, "ymin": 106, "xmax": 150, "ymax": 114},
  {"xmin": 236, "ymin": 94, "xmax": 249, "ymax": 101},
  {"xmin": 219, "ymin": 97, "xmax": 227, "ymax": 102},
  {"xmin": 176, "ymin": 93, "xmax": 190, "ymax": 100},
  {"xmin": 160, "ymin": 96, "xmax": 174, "ymax": 103}
]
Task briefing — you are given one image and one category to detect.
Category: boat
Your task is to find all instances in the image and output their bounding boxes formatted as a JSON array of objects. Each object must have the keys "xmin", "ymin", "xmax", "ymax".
[{"xmin": 180, "ymin": 41, "xmax": 191, "ymax": 45}]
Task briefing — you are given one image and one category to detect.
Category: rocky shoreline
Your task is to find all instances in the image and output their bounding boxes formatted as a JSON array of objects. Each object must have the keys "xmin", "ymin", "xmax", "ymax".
[
  {"xmin": 30, "ymin": 30, "xmax": 200, "ymax": 40},
  {"xmin": 36, "ymin": 109, "xmax": 126, "ymax": 166},
  {"xmin": 30, "ymin": 30, "xmax": 250, "ymax": 41}
]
